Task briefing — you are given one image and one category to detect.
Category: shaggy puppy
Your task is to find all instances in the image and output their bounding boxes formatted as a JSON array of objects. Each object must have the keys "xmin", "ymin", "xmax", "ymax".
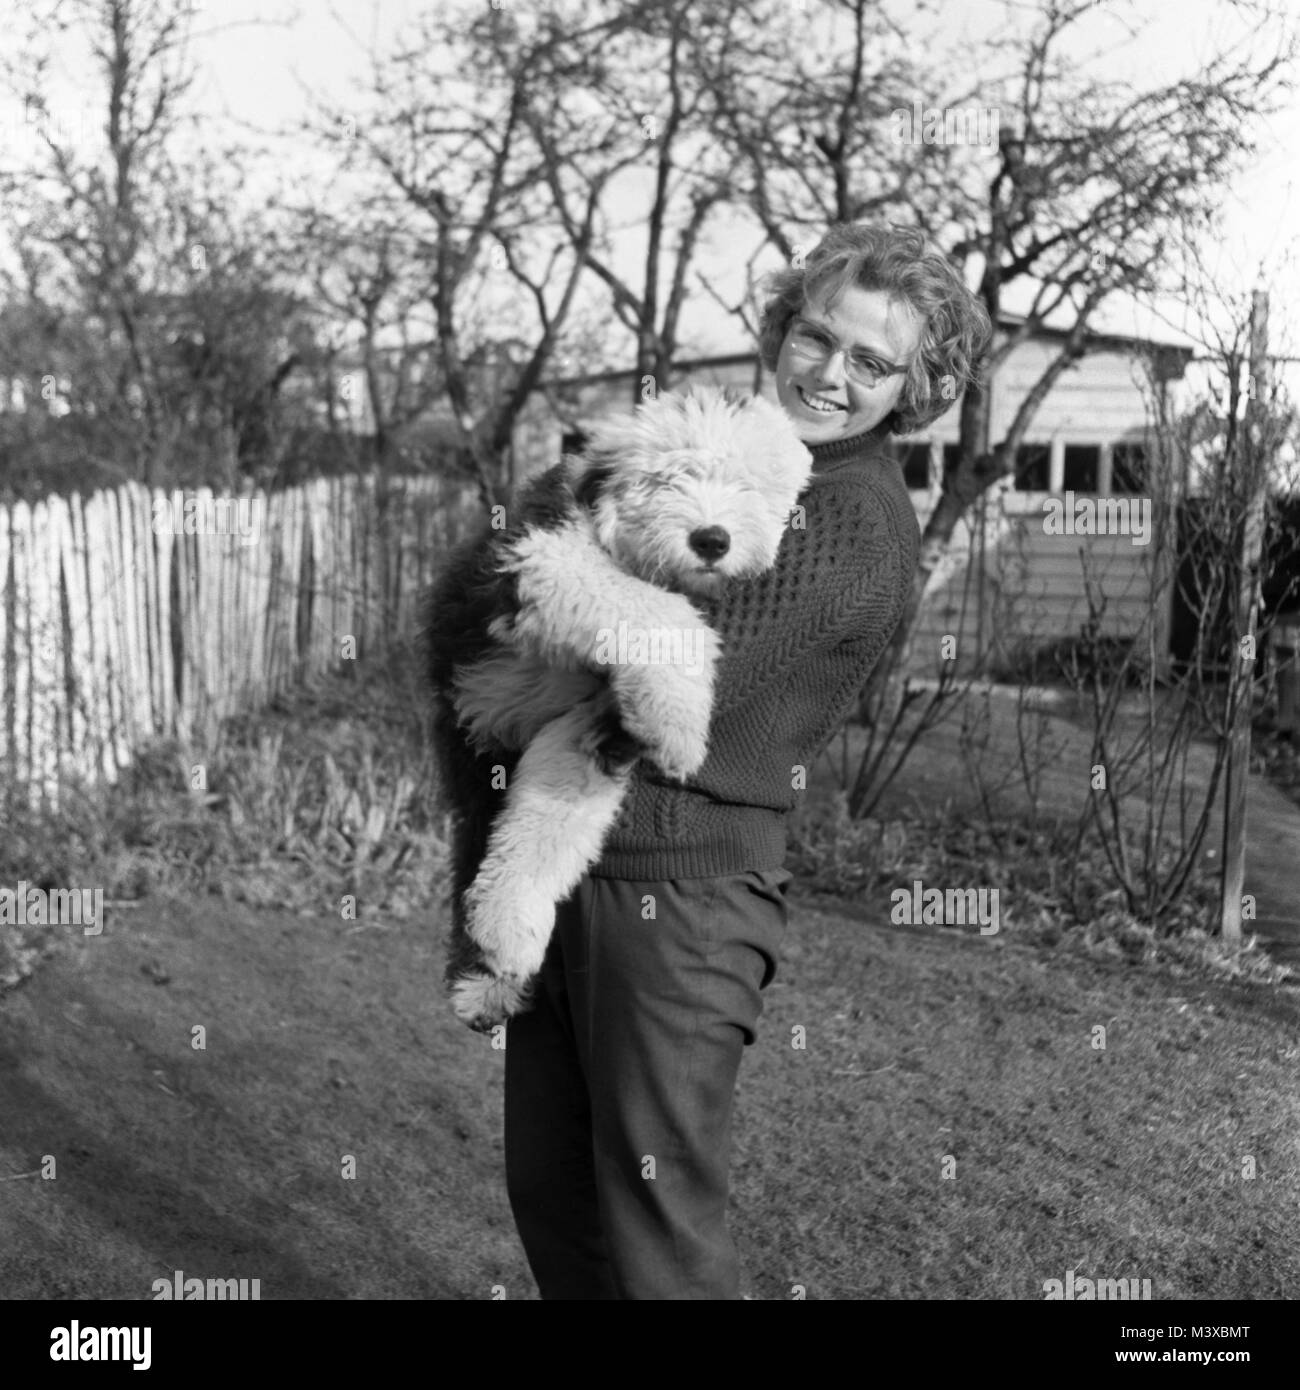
[{"xmin": 424, "ymin": 387, "xmax": 812, "ymax": 1031}]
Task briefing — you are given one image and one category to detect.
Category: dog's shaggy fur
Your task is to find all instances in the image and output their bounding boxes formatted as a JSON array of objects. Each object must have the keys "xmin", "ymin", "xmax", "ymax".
[{"xmin": 423, "ymin": 387, "xmax": 812, "ymax": 1031}]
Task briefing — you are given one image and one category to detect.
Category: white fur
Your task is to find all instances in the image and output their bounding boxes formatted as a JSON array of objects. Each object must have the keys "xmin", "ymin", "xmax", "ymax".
[
  {"xmin": 461, "ymin": 702, "xmax": 633, "ymax": 981},
  {"xmin": 583, "ymin": 391, "xmax": 813, "ymax": 596}
]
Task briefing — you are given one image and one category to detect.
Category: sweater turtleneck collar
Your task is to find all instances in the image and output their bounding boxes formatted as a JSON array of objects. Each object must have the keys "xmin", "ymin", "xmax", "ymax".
[{"xmin": 807, "ymin": 421, "xmax": 895, "ymax": 475}]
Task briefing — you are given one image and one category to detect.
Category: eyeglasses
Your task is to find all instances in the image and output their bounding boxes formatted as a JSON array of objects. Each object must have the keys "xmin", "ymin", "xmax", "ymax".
[{"xmin": 786, "ymin": 316, "xmax": 911, "ymax": 388}]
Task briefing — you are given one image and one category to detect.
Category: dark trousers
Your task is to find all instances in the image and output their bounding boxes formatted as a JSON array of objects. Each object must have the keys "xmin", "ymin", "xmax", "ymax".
[{"xmin": 504, "ymin": 868, "xmax": 790, "ymax": 1300}]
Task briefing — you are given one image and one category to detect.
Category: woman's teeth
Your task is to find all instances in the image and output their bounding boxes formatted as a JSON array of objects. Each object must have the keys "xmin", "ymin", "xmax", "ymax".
[{"xmin": 798, "ymin": 387, "xmax": 844, "ymax": 414}]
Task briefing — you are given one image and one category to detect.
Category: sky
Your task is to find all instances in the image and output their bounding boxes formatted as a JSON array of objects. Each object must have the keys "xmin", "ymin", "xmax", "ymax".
[{"xmin": 1, "ymin": 0, "xmax": 1297, "ymax": 384}]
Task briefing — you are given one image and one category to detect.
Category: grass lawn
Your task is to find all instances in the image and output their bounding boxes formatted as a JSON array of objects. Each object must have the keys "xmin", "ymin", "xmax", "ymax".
[
  {"xmin": 2, "ymin": 656, "xmax": 1297, "ymax": 1300},
  {"xmin": 1, "ymin": 873, "xmax": 1296, "ymax": 1300},
  {"xmin": 732, "ymin": 893, "xmax": 1300, "ymax": 1299}
]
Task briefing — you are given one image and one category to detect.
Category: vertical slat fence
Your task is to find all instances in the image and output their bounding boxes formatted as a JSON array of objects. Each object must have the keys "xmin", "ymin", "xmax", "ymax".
[{"xmin": 0, "ymin": 472, "xmax": 479, "ymax": 806}]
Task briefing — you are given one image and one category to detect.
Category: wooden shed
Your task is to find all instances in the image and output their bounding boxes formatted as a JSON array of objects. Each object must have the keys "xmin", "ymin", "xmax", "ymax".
[{"xmin": 510, "ymin": 315, "xmax": 1194, "ymax": 674}]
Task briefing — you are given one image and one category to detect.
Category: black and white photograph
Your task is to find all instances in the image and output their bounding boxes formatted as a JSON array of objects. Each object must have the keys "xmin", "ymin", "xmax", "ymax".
[{"xmin": 0, "ymin": 0, "xmax": 1297, "ymax": 1344}]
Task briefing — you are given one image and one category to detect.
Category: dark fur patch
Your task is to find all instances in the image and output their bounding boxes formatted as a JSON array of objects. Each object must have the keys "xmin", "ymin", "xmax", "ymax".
[
  {"xmin": 421, "ymin": 462, "xmax": 584, "ymax": 698},
  {"xmin": 572, "ymin": 458, "xmax": 614, "ymax": 512},
  {"xmin": 509, "ymin": 462, "xmax": 585, "ymax": 534},
  {"xmin": 584, "ymin": 693, "xmax": 647, "ymax": 777}
]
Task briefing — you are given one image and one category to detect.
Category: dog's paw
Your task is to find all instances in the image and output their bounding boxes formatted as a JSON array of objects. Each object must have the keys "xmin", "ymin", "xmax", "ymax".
[
  {"xmin": 610, "ymin": 663, "xmax": 714, "ymax": 781},
  {"xmin": 448, "ymin": 968, "xmax": 535, "ymax": 1032},
  {"xmin": 465, "ymin": 884, "xmax": 557, "ymax": 982},
  {"xmin": 636, "ymin": 716, "xmax": 710, "ymax": 782}
]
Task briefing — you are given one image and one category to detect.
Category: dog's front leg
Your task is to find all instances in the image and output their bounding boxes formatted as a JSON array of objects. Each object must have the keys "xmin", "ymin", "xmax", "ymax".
[
  {"xmin": 603, "ymin": 643, "xmax": 718, "ymax": 781},
  {"xmin": 494, "ymin": 519, "xmax": 721, "ymax": 780},
  {"xmin": 494, "ymin": 518, "xmax": 704, "ymax": 665},
  {"xmin": 449, "ymin": 697, "xmax": 634, "ymax": 1030}
]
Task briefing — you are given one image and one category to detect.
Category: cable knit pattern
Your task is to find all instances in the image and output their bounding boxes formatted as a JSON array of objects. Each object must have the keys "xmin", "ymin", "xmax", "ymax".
[{"xmin": 592, "ymin": 422, "xmax": 920, "ymax": 879}]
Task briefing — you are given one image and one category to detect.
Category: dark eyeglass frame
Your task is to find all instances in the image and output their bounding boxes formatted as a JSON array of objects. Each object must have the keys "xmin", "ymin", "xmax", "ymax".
[{"xmin": 786, "ymin": 315, "xmax": 911, "ymax": 388}]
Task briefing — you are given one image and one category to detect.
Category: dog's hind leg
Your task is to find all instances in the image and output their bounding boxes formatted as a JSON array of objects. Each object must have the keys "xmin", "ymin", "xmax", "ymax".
[{"xmin": 449, "ymin": 696, "xmax": 635, "ymax": 1028}]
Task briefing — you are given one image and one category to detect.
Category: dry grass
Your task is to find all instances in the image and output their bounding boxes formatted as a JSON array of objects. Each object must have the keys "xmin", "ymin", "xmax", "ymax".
[{"xmin": 2, "ymin": 652, "xmax": 1298, "ymax": 1300}]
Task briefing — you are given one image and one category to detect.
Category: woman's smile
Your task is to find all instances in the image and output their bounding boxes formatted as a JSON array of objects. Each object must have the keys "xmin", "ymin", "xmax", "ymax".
[{"xmin": 794, "ymin": 385, "xmax": 847, "ymax": 415}]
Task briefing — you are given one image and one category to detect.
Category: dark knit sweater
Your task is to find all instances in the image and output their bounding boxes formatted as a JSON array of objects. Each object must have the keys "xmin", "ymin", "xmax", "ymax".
[{"xmin": 591, "ymin": 422, "xmax": 921, "ymax": 880}]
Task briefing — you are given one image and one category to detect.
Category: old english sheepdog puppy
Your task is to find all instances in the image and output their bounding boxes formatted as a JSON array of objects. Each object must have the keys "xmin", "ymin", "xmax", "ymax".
[{"xmin": 424, "ymin": 386, "xmax": 812, "ymax": 1031}]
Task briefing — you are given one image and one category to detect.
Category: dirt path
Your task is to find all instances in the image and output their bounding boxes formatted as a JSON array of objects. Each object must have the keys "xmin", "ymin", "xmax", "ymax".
[{"xmin": 3, "ymin": 886, "xmax": 1298, "ymax": 1300}]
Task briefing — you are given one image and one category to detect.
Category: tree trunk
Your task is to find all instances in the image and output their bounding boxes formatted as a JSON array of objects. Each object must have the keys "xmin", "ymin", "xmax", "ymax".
[{"xmin": 859, "ymin": 374, "xmax": 997, "ymax": 726}]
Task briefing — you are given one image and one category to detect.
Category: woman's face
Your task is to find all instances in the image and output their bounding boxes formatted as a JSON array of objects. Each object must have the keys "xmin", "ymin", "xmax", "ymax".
[{"xmin": 774, "ymin": 284, "xmax": 925, "ymax": 445}]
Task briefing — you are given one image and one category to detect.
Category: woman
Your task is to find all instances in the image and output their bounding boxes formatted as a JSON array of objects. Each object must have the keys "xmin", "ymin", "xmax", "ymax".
[{"xmin": 503, "ymin": 222, "xmax": 991, "ymax": 1299}]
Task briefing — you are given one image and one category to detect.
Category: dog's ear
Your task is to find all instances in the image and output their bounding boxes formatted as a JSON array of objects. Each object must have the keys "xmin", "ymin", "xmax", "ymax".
[{"xmin": 572, "ymin": 456, "xmax": 614, "ymax": 511}]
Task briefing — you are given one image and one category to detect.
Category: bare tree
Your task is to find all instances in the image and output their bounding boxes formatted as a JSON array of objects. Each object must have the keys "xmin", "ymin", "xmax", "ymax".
[
  {"xmin": 162, "ymin": 162, "xmax": 321, "ymax": 487},
  {"xmin": 0, "ymin": 0, "xmax": 320, "ymax": 492},
  {"xmin": 1, "ymin": 0, "xmax": 199, "ymax": 481},
  {"xmin": 1067, "ymin": 282, "xmax": 1295, "ymax": 926},
  {"xmin": 496, "ymin": 0, "xmax": 761, "ymax": 401},
  {"xmin": 309, "ymin": 1, "xmax": 635, "ymax": 507},
  {"xmin": 875, "ymin": 1, "xmax": 1292, "ymax": 747},
  {"xmin": 709, "ymin": 0, "xmax": 1295, "ymax": 778},
  {"xmin": 296, "ymin": 206, "xmax": 445, "ymax": 476},
  {"xmin": 705, "ymin": 0, "xmax": 960, "ymax": 254}
]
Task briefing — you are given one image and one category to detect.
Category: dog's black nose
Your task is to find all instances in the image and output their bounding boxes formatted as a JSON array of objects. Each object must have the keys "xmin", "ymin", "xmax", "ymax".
[{"xmin": 689, "ymin": 526, "xmax": 731, "ymax": 562}]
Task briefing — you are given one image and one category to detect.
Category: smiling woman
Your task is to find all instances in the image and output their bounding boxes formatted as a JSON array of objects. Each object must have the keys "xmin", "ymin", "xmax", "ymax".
[{"xmin": 502, "ymin": 222, "xmax": 992, "ymax": 1301}]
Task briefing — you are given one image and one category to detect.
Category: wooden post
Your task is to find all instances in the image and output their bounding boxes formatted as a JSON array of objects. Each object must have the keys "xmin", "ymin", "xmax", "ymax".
[{"xmin": 1219, "ymin": 289, "xmax": 1269, "ymax": 942}]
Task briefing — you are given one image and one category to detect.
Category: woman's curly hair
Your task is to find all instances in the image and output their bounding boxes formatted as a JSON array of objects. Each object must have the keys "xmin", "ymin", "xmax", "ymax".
[{"xmin": 757, "ymin": 223, "xmax": 992, "ymax": 436}]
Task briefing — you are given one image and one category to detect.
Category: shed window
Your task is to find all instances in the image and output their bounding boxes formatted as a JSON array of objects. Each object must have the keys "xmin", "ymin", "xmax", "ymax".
[
  {"xmin": 899, "ymin": 444, "xmax": 932, "ymax": 489},
  {"xmin": 1063, "ymin": 445, "xmax": 1099, "ymax": 493},
  {"xmin": 1112, "ymin": 444, "xmax": 1148, "ymax": 494},
  {"xmin": 1014, "ymin": 444, "xmax": 1050, "ymax": 491}
]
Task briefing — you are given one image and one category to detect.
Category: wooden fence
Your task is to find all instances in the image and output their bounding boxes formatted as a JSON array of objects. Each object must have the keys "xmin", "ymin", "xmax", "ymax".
[{"xmin": 1, "ymin": 473, "xmax": 479, "ymax": 806}]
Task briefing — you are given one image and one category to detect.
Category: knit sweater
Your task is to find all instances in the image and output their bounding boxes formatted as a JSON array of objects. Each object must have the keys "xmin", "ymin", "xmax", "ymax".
[{"xmin": 591, "ymin": 422, "xmax": 921, "ymax": 879}]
